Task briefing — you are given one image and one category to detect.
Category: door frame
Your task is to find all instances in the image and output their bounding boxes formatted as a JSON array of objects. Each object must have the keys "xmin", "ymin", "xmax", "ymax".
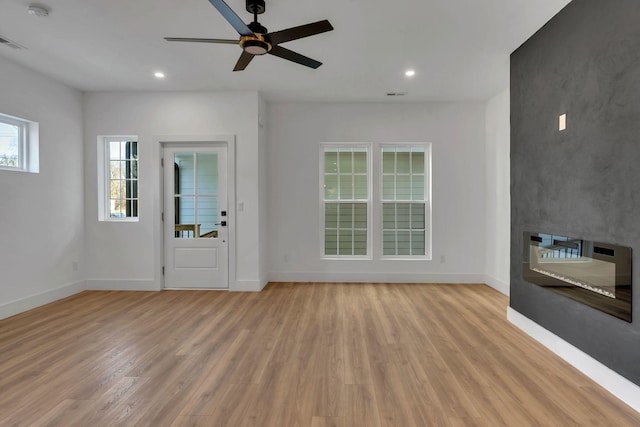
[{"xmin": 156, "ymin": 135, "xmax": 236, "ymax": 290}]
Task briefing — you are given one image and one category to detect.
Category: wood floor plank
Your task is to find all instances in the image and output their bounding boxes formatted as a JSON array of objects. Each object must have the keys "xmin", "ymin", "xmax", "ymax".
[
  {"xmin": 310, "ymin": 416, "xmax": 347, "ymax": 427},
  {"xmin": 169, "ymin": 415, "xmax": 215, "ymax": 427},
  {"xmin": 342, "ymin": 384, "xmax": 382, "ymax": 427},
  {"xmin": 0, "ymin": 284, "xmax": 638, "ymax": 426}
]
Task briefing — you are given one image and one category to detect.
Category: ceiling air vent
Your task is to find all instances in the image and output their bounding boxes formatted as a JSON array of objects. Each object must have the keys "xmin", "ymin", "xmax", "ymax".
[
  {"xmin": 0, "ymin": 35, "xmax": 26, "ymax": 50},
  {"xmin": 386, "ymin": 92, "xmax": 407, "ymax": 97}
]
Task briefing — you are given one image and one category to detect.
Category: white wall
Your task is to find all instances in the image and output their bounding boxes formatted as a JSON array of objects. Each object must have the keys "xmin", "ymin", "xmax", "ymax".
[
  {"xmin": 258, "ymin": 95, "xmax": 269, "ymax": 289},
  {"xmin": 0, "ymin": 56, "xmax": 84, "ymax": 319},
  {"xmin": 267, "ymin": 102, "xmax": 487, "ymax": 283},
  {"xmin": 83, "ymin": 91, "xmax": 265, "ymax": 291},
  {"xmin": 484, "ymin": 89, "xmax": 511, "ymax": 294}
]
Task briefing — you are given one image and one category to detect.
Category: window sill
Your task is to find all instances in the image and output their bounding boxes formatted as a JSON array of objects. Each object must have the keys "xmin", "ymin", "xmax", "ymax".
[
  {"xmin": 380, "ymin": 256, "xmax": 432, "ymax": 261},
  {"xmin": 101, "ymin": 218, "xmax": 140, "ymax": 223},
  {"xmin": 322, "ymin": 256, "xmax": 372, "ymax": 261}
]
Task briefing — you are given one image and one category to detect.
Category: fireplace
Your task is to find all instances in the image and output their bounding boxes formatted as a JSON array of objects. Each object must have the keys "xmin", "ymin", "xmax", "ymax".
[{"xmin": 523, "ymin": 232, "xmax": 632, "ymax": 322}]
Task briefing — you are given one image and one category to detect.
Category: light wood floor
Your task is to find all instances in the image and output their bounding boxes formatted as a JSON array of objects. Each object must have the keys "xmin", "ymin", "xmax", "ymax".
[{"xmin": 0, "ymin": 283, "xmax": 638, "ymax": 426}]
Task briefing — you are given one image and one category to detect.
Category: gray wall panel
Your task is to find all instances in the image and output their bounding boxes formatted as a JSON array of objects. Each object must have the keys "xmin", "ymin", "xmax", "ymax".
[{"xmin": 511, "ymin": 0, "xmax": 640, "ymax": 385}]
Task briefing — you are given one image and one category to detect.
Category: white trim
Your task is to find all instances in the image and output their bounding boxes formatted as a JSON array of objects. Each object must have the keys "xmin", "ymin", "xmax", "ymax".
[
  {"xmin": 0, "ymin": 112, "xmax": 38, "ymax": 173},
  {"xmin": 320, "ymin": 143, "xmax": 373, "ymax": 259},
  {"xmin": 507, "ymin": 307, "xmax": 640, "ymax": 414},
  {"xmin": 0, "ymin": 281, "xmax": 85, "ymax": 320},
  {"xmin": 269, "ymin": 271, "xmax": 486, "ymax": 284},
  {"xmin": 378, "ymin": 143, "xmax": 432, "ymax": 259},
  {"xmin": 85, "ymin": 279, "xmax": 159, "ymax": 291},
  {"xmin": 97, "ymin": 135, "xmax": 139, "ymax": 222},
  {"xmin": 232, "ymin": 280, "xmax": 267, "ymax": 292},
  {"xmin": 155, "ymin": 135, "xmax": 237, "ymax": 291},
  {"xmin": 319, "ymin": 142, "xmax": 433, "ymax": 261},
  {"xmin": 484, "ymin": 274, "xmax": 510, "ymax": 295}
]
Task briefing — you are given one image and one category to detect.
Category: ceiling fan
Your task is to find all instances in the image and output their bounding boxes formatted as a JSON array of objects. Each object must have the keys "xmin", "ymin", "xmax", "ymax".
[{"xmin": 165, "ymin": 0, "xmax": 334, "ymax": 71}]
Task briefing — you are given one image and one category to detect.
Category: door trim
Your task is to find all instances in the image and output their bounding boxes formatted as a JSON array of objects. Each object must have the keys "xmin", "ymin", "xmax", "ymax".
[{"xmin": 156, "ymin": 135, "xmax": 236, "ymax": 290}]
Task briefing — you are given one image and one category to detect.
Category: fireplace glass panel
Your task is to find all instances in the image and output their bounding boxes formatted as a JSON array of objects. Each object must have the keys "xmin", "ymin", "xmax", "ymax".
[{"xmin": 523, "ymin": 232, "xmax": 632, "ymax": 322}]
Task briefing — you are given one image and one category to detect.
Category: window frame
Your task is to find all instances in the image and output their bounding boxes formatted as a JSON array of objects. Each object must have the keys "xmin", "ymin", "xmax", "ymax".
[
  {"xmin": 319, "ymin": 143, "xmax": 373, "ymax": 260},
  {"xmin": 98, "ymin": 136, "xmax": 139, "ymax": 222},
  {"xmin": 0, "ymin": 113, "xmax": 38, "ymax": 173},
  {"xmin": 379, "ymin": 143, "xmax": 432, "ymax": 260},
  {"xmin": 319, "ymin": 142, "xmax": 432, "ymax": 261}
]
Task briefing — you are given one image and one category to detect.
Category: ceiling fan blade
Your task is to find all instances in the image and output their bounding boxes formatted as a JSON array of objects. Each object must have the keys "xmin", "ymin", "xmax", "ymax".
[
  {"xmin": 267, "ymin": 20, "xmax": 333, "ymax": 45},
  {"xmin": 207, "ymin": 0, "xmax": 253, "ymax": 36},
  {"xmin": 164, "ymin": 37, "xmax": 238, "ymax": 44},
  {"xmin": 233, "ymin": 51, "xmax": 255, "ymax": 71},
  {"xmin": 268, "ymin": 45, "xmax": 322, "ymax": 69}
]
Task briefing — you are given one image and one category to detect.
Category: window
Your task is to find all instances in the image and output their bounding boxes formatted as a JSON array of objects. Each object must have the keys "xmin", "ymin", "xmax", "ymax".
[
  {"xmin": 99, "ymin": 137, "xmax": 138, "ymax": 221},
  {"xmin": 381, "ymin": 146, "xmax": 429, "ymax": 257},
  {"xmin": 320, "ymin": 143, "xmax": 431, "ymax": 259},
  {"xmin": 321, "ymin": 145, "xmax": 371, "ymax": 257},
  {"xmin": 0, "ymin": 113, "xmax": 38, "ymax": 173}
]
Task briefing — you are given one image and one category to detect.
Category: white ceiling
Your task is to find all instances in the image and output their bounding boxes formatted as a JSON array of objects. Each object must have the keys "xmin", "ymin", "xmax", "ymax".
[{"xmin": 0, "ymin": 0, "xmax": 571, "ymax": 102}]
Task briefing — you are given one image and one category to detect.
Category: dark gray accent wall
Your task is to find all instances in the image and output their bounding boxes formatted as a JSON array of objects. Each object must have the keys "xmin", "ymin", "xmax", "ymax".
[{"xmin": 511, "ymin": 0, "xmax": 640, "ymax": 386}]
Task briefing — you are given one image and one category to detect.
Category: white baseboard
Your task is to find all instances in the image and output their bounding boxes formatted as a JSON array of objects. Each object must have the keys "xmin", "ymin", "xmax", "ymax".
[
  {"xmin": 507, "ymin": 307, "xmax": 640, "ymax": 413},
  {"xmin": 85, "ymin": 279, "xmax": 160, "ymax": 291},
  {"xmin": 484, "ymin": 274, "xmax": 510, "ymax": 296},
  {"xmin": 231, "ymin": 280, "xmax": 264, "ymax": 292},
  {"xmin": 268, "ymin": 271, "xmax": 486, "ymax": 284},
  {"xmin": 0, "ymin": 280, "xmax": 85, "ymax": 320}
]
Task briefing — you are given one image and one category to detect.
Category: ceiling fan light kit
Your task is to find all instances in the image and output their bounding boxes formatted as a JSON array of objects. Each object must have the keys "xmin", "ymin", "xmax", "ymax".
[
  {"xmin": 240, "ymin": 36, "xmax": 271, "ymax": 55},
  {"xmin": 165, "ymin": 0, "xmax": 333, "ymax": 71}
]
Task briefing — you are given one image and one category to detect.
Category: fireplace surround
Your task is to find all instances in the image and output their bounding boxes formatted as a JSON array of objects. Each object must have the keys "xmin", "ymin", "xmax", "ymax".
[{"xmin": 523, "ymin": 232, "xmax": 632, "ymax": 322}]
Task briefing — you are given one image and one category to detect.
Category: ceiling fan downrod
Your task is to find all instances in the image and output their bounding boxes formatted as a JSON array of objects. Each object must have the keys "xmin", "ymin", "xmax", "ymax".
[{"xmin": 246, "ymin": 0, "xmax": 265, "ymax": 15}]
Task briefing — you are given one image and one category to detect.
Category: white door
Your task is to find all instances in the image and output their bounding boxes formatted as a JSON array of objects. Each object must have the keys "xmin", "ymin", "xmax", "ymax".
[{"xmin": 163, "ymin": 145, "xmax": 228, "ymax": 288}]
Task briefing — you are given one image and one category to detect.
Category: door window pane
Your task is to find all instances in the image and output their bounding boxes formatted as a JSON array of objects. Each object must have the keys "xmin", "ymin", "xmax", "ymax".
[
  {"xmin": 175, "ymin": 196, "xmax": 195, "ymax": 238},
  {"xmin": 174, "ymin": 152, "xmax": 220, "ymax": 239},
  {"xmin": 198, "ymin": 196, "xmax": 218, "ymax": 238},
  {"xmin": 196, "ymin": 153, "xmax": 217, "ymax": 195}
]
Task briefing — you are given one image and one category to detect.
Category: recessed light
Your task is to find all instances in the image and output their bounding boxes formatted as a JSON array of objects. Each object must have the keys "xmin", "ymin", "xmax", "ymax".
[
  {"xmin": 154, "ymin": 72, "xmax": 165, "ymax": 79},
  {"xmin": 405, "ymin": 69, "xmax": 416, "ymax": 77}
]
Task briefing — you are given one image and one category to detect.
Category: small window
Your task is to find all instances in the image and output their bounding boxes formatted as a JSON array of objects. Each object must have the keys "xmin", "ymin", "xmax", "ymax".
[
  {"xmin": 0, "ymin": 113, "xmax": 38, "ymax": 173},
  {"xmin": 99, "ymin": 137, "xmax": 139, "ymax": 221},
  {"xmin": 321, "ymin": 145, "xmax": 371, "ymax": 258}
]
